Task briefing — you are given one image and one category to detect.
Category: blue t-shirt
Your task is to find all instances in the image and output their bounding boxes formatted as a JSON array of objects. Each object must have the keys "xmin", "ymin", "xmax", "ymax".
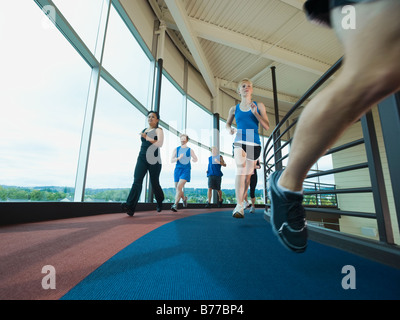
[
  {"xmin": 175, "ymin": 146, "xmax": 191, "ymax": 169},
  {"xmin": 207, "ymin": 155, "xmax": 223, "ymax": 177},
  {"xmin": 234, "ymin": 102, "xmax": 261, "ymax": 145}
]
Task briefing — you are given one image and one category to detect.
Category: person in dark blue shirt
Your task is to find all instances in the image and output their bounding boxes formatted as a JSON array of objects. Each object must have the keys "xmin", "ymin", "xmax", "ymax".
[{"xmin": 205, "ymin": 146, "xmax": 226, "ymax": 208}]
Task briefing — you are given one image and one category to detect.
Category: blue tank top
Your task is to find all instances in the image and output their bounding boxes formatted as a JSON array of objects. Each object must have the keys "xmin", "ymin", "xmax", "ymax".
[
  {"xmin": 175, "ymin": 146, "xmax": 191, "ymax": 169},
  {"xmin": 207, "ymin": 156, "xmax": 223, "ymax": 177},
  {"xmin": 234, "ymin": 102, "xmax": 261, "ymax": 145}
]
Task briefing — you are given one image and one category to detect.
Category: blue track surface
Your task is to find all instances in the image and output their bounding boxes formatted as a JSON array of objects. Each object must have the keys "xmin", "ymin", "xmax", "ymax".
[{"xmin": 62, "ymin": 211, "xmax": 400, "ymax": 300}]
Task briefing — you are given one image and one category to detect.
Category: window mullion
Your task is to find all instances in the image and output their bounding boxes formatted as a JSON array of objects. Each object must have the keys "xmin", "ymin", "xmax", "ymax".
[{"xmin": 73, "ymin": 0, "xmax": 111, "ymax": 201}]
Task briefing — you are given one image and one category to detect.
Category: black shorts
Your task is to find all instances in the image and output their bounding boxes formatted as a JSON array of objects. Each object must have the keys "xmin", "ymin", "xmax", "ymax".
[
  {"xmin": 304, "ymin": 0, "xmax": 373, "ymax": 27},
  {"xmin": 233, "ymin": 142, "xmax": 262, "ymax": 161},
  {"xmin": 208, "ymin": 175, "xmax": 222, "ymax": 190}
]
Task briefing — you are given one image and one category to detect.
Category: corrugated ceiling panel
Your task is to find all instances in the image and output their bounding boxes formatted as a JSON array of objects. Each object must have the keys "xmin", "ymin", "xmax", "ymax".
[
  {"xmin": 157, "ymin": 0, "xmax": 343, "ymax": 106},
  {"xmin": 200, "ymin": 39, "xmax": 274, "ymax": 83}
]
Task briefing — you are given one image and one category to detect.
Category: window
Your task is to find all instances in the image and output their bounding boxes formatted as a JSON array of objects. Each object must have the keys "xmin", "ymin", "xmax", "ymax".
[
  {"xmin": 219, "ymin": 118, "xmax": 235, "ymax": 156},
  {"xmin": 186, "ymin": 98, "xmax": 213, "ymax": 147},
  {"xmin": 84, "ymin": 79, "xmax": 146, "ymax": 201},
  {"xmin": 0, "ymin": 2, "xmax": 90, "ymax": 201},
  {"xmin": 220, "ymin": 156, "xmax": 237, "ymax": 204},
  {"xmin": 102, "ymin": 5, "xmax": 153, "ymax": 107},
  {"xmin": 159, "ymin": 128, "xmax": 179, "ymax": 190},
  {"xmin": 186, "ymin": 141, "xmax": 207, "ymax": 190},
  {"xmin": 316, "ymin": 154, "xmax": 335, "ymax": 185},
  {"xmin": 159, "ymin": 74, "xmax": 185, "ymax": 131},
  {"xmin": 52, "ymin": 0, "xmax": 104, "ymax": 54}
]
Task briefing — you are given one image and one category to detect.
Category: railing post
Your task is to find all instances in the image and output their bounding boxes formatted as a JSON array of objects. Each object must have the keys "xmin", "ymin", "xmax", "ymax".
[
  {"xmin": 271, "ymin": 66, "xmax": 282, "ymax": 171},
  {"xmin": 361, "ymin": 111, "xmax": 394, "ymax": 244},
  {"xmin": 378, "ymin": 92, "xmax": 400, "ymax": 236},
  {"xmin": 212, "ymin": 113, "xmax": 220, "ymax": 204}
]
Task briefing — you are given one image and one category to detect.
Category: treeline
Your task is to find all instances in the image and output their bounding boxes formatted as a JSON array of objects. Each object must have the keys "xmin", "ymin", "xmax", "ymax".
[
  {"xmin": 0, "ymin": 186, "xmax": 69, "ymax": 201},
  {"xmin": 0, "ymin": 185, "xmax": 336, "ymax": 206},
  {"xmin": 0, "ymin": 185, "xmax": 264, "ymax": 204}
]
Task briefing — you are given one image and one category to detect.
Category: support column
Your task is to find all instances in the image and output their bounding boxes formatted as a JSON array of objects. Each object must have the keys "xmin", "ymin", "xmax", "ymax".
[
  {"xmin": 378, "ymin": 92, "xmax": 400, "ymax": 235},
  {"xmin": 147, "ymin": 21, "xmax": 166, "ymax": 203},
  {"xmin": 361, "ymin": 111, "xmax": 394, "ymax": 244}
]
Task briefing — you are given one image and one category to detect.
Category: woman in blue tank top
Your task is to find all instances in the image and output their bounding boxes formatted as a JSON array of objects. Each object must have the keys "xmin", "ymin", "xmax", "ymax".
[
  {"xmin": 226, "ymin": 78, "xmax": 270, "ymax": 218},
  {"xmin": 170, "ymin": 133, "xmax": 198, "ymax": 212}
]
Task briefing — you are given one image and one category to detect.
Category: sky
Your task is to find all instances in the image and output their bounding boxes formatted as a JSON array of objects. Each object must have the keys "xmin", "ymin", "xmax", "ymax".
[{"xmin": 0, "ymin": 0, "xmax": 334, "ymax": 193}]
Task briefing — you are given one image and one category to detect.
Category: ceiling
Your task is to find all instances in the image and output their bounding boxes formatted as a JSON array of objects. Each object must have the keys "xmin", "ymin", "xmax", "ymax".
[{"xmin": 147, "ymin": 0, "xmax": 344, "ymax": 117}]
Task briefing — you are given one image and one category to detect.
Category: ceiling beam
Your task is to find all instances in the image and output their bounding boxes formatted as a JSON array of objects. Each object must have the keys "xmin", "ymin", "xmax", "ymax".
[
  {"xmin": 164, "ymin": 0, "xmax": 217, "ymax": 97},
  {"xmin": 190, "ymin": 18, "xmax": 330, "ymax": 76},
  {"xmin": 153, "ymin": 1, "xmax": 328, "ymax": 77}
]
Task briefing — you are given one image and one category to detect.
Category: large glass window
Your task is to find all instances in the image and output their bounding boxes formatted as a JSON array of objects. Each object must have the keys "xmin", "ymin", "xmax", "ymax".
[
  {"xmin": 102, "ymin": 5, "xmax": 153, "ymax": 107},
  {"xmin": 186, "ymin": 142, "xmax": 207, "ymax": 190},
  {"xmin": 158, "ymin": 128, "xmax": 174, "ymax": 191},
  {"xmin": 186, "ymin": 98, "xmax": 213, "ymax": 147},
  {"xmin": 52, "ymin": 0, "xmax": 104, "ymax": 54},
  {"xmin": 219, "ymin": 118, "xmax": 235, "ymax": 156},
  {"xmin": 0, "ymin": 2, "xmax": 90, "ymax": 201},
  {"xmin": 220, "ymin": 156, "xmax": 237, "ymax": 204},
  {"xmin": 84, "ymin": 79, "xmax": 146, "ymax": 201},
  {"xmin": 159, "ymin": 74, "xmax": 185, "ymax": 131}
]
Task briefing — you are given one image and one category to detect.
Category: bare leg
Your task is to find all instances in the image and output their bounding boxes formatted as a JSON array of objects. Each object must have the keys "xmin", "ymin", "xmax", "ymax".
[
  {"xmin": 218, "ymin": 190, "xmax": 223, "ymax": 202},
  {"xmin": 242, "ymin": 174, "xmax": 252, "ymax": 204},
  {"xmin": 174, "ymin": 179, "xmax": 187, "ymax": 205},
  {"xmin": 234, "ymin": 148, "xmax": 256, "ymax": 205},
  {"xmin": 280, "ymin": 0, "xmax": 400, "ymax": 192},
  {"xmin": 207, "ymin": 188, "xmax": 212, "ymax": 203}
]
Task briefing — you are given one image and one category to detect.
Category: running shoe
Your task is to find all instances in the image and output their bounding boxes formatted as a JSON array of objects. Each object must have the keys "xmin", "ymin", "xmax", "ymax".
[
  {"xmin": 171, "ymin": 204, "xmax": 178, "ymax": 212},
  {"xmin": 249, "ymin": 206, "xmax": 255, "ymax": 214},
  {"xmin": 232, "ymin": 203, "xmax": 244, "ymax": 219},
  {"xmin": 267, "ymin": 170, "xmax": 307, "ymax": 253},
  {"xmin": 121, "ymin": 202, "xmax": 134, "ymax": 216}
]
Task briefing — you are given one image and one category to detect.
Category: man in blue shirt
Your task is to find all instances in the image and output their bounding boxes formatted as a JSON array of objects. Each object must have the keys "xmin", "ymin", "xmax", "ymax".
[{"xmin": 205, "ymin": 146, "xmax": 226, "ymax": 208}]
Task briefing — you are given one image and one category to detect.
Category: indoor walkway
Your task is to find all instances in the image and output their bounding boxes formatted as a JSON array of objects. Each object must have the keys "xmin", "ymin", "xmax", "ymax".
[{"xmin": 1, "ymin": 209, "xmax": 399, "ymax": 300}]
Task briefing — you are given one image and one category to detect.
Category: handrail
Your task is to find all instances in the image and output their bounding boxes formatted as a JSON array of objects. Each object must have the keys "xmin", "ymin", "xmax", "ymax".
[{"xmin": 262, "ymin": 56, "xmax": 398, "ymax": 246}]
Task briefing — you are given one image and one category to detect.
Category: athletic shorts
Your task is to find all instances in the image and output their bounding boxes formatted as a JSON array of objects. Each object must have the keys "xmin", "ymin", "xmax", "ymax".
[
  {"xmin": 233, "ymin": 142, "xmax": 262, "ymax": 161},
  {"xmin": 208, "ymin": 175, "xmax": 222, "ymax": 190},
  {"xmin": 174, "ymin": 167, "xmax": 191, "ymax": 182},
  {"xmin": 304, "ymin": 0, "xmax": 374, "ymax": 27}
]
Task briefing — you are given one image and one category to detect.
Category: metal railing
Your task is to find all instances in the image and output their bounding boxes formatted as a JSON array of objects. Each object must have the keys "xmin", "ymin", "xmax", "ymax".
[{"xmin": 263, "ymin": 57, "xmax": 400, "ymax": 247}]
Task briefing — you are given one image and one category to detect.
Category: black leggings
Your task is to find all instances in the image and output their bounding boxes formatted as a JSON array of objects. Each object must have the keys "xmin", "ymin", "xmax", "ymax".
[
  {"xmin": 126, "ymin": 155, "xmax": 164, "ymax": 210},
  {"xmin": 249, "ymin": 172, "xmax": 258, "ymax": 199}
]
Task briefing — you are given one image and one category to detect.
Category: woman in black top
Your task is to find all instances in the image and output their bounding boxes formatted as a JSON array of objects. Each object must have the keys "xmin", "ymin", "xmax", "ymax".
[{"xmin": 122, "ymin": 111, "xmax": 165, "ymax": 216}]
